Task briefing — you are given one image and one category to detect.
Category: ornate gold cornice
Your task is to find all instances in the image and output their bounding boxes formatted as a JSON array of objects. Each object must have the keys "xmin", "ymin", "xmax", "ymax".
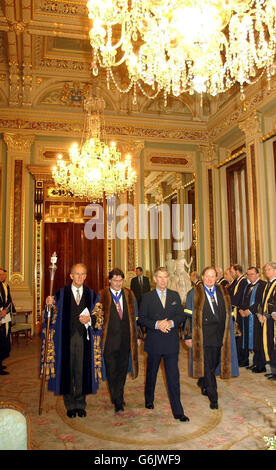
[
  {"xmin": 215, "ymin": 147, "xmax": 246, "ymax": 169},
  {"xmin": 3, "ymin": 133, "xmax": 35, "ymax": 152},
  {"xmin": 259, "ymin": 128, "xmax": 276, "ymax": 143},
  {"xmin": 27, "ymin": 165, "xmax": 53, "ymax": 182},
  {"xmin": 0, "ymin": 117, "xmax": 208, "ymax": 142}
]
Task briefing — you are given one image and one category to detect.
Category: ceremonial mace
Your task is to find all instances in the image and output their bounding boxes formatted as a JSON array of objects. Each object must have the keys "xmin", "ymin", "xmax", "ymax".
[{"xmin": 39, "ymin": 252, "xmax": 57, "ymax": 415}]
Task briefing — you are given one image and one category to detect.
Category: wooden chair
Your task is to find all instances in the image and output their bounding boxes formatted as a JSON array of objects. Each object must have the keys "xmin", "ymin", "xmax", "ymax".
[{"xmin": 11, "ymin": 312, "xmax": 32, "ymax": 344}]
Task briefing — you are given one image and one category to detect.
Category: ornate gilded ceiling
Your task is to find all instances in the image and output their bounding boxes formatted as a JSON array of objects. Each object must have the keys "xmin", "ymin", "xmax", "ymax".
[
  {"xmin": 0, "ymin": 1, "xmax": 275, "ymax": 202},
  {"xmin": 0, "ymin": 0, "xmax": 228, "ymax": 119}
]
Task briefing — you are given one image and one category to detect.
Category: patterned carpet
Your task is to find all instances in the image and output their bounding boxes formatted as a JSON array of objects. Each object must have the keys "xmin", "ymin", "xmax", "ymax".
[{"xmin": 0, "ymin": 336, "xmax": 275, "ymax": 451}]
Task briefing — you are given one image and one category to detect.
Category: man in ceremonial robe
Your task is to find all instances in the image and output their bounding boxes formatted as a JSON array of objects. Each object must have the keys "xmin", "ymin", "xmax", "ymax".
[
  {"xmin": 239, "ymin": 267, "xmax": 266, "ymax": 373},
  {"xmin": 258, "ymin": 262, "xmax": 276, "ymax": 381},
  {"xmin": 98, "ymin": 268, "xmax": 139, "ymax": 413},
  {"xmin": 184, "ymin": 267, "xmax": 239, "ymax": 410},
  {"xmin": 40, "ymin": 263, "xmax": 103, "ymax": 418},
  {"xmin": 216, "ymin": 267, "xmax": 228, "ymax": 288},
  {"xmin": 190, "ymin": 271, "xmax": 201, "ymax": 286},
  {"xmin": 229, "ymin": 264, "xmax": 249, "ymax": 366},
  {"xmin": 0, "ymin": 274, "xmax": 12, "ymax": 375}
]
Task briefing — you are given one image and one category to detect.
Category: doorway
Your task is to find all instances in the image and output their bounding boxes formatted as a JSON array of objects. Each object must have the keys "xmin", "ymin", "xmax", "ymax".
[{"xmin": 44, "ymin": 222, "xmax": 104, "ymax": 298}]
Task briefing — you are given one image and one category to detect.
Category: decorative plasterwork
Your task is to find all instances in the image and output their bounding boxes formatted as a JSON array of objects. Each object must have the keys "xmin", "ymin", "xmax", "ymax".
[
  {"xmin": 215, "ymin": 147, "xmax": 246, "ymax": 169},
  {"xmin": 36, "ymin": 0, "xmax": 88, "ymax": 19},
  {"xmin": 150, "ymin": 156, "xmax": 189, "ymax": 166},
  {"xmin": 0, "ymin": 117, "xmax": 208, "ymax": 143},
  {"xmin": 145, "ymin": 149, "xmax": 195, "ymax": 172},
  {"xmin": 198, "ymin": 144, "xmax": 218, "ymax": 164},
  {"xmin": 3, "ymin": 133, "xmax": 35, "ymax": 152},
  {"xmin": 208, "ymin": 79, "xmax": 276, "ymax": 142},
  {"xmin": 239, "ymin": 113, "xmax": 262, "ymax": 141},
  {"xmin": 27, "ymin": 164, "xmax": 53, "ymax": 183},
  {"xmin": 260, "ymin": 129, "xmax": 276, "ymax": 143}
]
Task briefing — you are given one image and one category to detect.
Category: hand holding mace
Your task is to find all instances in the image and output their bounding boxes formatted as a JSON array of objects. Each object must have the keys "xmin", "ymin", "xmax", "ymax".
[{"xmin": 39, "ymin": 252, "xmax": 57, "ymax": 415}]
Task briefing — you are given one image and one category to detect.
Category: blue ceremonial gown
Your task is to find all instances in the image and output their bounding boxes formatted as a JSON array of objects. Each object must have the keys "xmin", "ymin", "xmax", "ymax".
[{"xmin": 40, "ymin": 285, "xmax": 103, "ymax": 395}]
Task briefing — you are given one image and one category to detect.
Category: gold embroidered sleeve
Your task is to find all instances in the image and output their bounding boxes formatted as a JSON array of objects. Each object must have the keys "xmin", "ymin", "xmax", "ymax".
[{"xmin": 92, "ymin": 302, "xmax": 104, "ymax": 330}]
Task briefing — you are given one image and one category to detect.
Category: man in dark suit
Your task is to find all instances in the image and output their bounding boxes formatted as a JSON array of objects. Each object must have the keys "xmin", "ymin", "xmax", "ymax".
[
  {"xmin": 130, "ymin": 267, "xmax": 151, "ymax": 307},
  {"xmin": 99, "ymin": 268, "xmax": 139, "ymax": 413},
  {"xmin": 138, "ymin": 267, "xmax": 189, "ymax": 422},
  {"xmin": 239, "ymin": 267, "xmax": 266, "ymax": 373}
]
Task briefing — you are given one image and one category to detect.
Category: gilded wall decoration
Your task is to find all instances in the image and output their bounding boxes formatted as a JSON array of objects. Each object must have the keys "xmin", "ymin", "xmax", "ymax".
[
  {"xmin": 40, "ymin": 81, "xmax": 90, "ymax": 106},
  {"xmin": 146, "ymin": 96, "xmax": 193, "ymax": 118},
  {"xmin": 0, "ymin": 118, "xmax": 208, "ymax": 144},
  {"xmin": 10, "ymin": 160, "xmax": 24, "ymax": 280},
  {"xmin": 150, "ymin": 156, "xmax": 189, "ymax": 166},
  {"xmin": 39, "ymin": 0, "xmax": 88, "ymax": 16},
  {"xmin": 209, "ymin": 79, "xmax": 276, "ymax": 141}
]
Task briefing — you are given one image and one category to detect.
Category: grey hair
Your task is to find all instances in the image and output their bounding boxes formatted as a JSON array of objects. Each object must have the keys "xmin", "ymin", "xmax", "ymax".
[
  {"xmin": 264, "ymin": 261, "xmax": 276, "ymax": 270},
  {"xmin": 70, "ymin": 263, "xmax": 87, "ymax": 274}
]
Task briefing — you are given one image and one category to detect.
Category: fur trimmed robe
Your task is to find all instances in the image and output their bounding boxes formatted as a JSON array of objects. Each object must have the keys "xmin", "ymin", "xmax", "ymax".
[
  {"xmin": 99, "ymin": 287, "xmax": 138, "ymax": 379},
  {"xmin": 184, "ymin": 283, "xmax": 239, "ymax": 379}
]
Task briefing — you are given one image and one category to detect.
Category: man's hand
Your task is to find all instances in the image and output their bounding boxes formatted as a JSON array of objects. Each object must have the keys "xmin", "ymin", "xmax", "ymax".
[
  {"xmin": 272, "ymin": 313, "xmax": 276, "ymax": 322},
  {"xmin": 0, "ymin": 309, "xmax": 7, "ymax": 319},
  {"xmin": 257, "ymin": 314, "xmax": 266, "ymax": 324},
  {"xmin": 79, "ymin": 314, "xmax": 91, "ymax": 325},
  {"xmin": 46, "ymin": 296, "xmax": 55, "ymax": 307},
  {"xmin": 157, "ymin": 319, "xmax": 172, "ymax": 333}
]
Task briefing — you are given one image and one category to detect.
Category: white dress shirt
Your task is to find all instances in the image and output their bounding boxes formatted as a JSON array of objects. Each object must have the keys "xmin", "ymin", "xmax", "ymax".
[
  {"xmin": 203, "ymin": 284, "xmax": 218, "ymax": 315},
  {"xmin": 71, "ymin": 284, "xmax": 83, "ymax": 302}
]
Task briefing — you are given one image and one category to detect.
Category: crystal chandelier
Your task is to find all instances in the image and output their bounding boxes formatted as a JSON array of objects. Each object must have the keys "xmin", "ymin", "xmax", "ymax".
[
  {"xmin": 52, "ymin": 91, "xmax": 137, "ymax": 202},
  {"xmin": 87, "ymin": 0, "xmax": 276, "ymax": 102}
]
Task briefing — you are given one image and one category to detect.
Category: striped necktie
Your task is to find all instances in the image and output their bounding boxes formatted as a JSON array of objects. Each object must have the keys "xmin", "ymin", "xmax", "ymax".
[{"xmin": 115, "ymin": 292, "xmax": 123, "ymax": 319}]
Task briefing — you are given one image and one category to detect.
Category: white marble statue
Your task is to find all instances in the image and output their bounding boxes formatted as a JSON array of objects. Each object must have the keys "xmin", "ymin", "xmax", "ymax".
[{"xmin": 166, "ymin": 251, "xmax": 193, "ymax": 303}]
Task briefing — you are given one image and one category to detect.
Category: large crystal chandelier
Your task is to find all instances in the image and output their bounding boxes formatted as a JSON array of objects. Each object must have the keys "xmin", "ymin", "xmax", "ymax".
[
  {"xmin": 87, "ymin": 0, "xmax": 276, "ymax": 102},
  {"xmin": 52, "ymin": 90, "xmax": 137, "ymax": 202}
]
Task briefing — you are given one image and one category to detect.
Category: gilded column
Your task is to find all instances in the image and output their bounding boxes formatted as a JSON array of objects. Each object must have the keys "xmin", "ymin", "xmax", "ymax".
[
  {"xmin": 239, "ymin": 113, "xmax": 263, "ymax": 267},
  {"xmin": 257, "ymin": 112, "xmax": 276, "ymax": 262},
  {"xmin": 118, "ymin": 140, "xmax": 144, "ymax": 276},
  {"xmin": 198, "ymin": 144, "xmax": 217, "ymax": 269},
  {"xmin": 3, "ymin": 133, "xmax": 35, "ymax": 321}
]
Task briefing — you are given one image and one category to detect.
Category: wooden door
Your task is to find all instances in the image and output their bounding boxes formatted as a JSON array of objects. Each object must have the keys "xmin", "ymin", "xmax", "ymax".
[{"xmin": 44, "ymin": 222, "xmax": 104, "ymax": 299}]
